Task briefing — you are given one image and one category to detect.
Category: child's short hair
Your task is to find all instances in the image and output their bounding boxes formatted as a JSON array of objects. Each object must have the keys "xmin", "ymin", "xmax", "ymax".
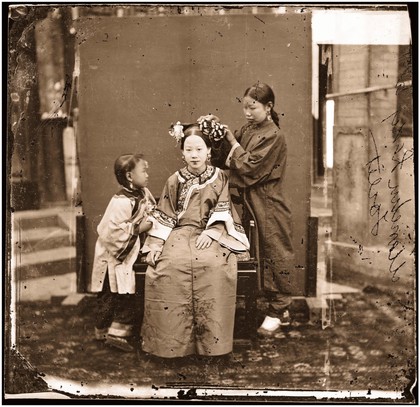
[{"xmin": 114, "ymin": 153, "xmax": 145, "ymax": 188}]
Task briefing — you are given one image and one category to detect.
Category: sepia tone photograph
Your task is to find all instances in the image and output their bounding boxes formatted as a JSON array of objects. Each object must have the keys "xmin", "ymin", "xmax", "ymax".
[{"xmin": 5, "ymin": 2, "xmax": 416, "ymax": 402}]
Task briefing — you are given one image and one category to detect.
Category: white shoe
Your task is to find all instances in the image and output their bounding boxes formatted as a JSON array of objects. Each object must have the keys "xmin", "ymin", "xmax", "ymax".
[{"xmin": 257, "ymin": 316, "xmax": 281, "ymax": 336}]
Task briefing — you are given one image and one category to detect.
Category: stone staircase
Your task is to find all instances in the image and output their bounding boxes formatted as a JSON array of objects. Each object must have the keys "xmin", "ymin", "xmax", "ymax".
[{"xmin": 11, "ymin": 207, "xmax": 82, "ymax": 301}]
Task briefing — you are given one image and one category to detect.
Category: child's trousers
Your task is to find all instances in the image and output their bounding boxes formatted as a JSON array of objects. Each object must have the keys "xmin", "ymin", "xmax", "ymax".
[{"xmin": 95, "ymin": 272, "xmax": 138, "ymax": 338}]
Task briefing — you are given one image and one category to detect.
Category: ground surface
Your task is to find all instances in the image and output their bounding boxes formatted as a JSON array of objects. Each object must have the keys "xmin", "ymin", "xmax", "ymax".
[{"xmin": 6, "ymin": 286, "xmax": 416, "ymax": 402}]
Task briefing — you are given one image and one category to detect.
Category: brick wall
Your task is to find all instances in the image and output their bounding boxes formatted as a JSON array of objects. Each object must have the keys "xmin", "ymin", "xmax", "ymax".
[{"xmin": 328, "ymin": 45, "xmax": 414, "ymax": 290}]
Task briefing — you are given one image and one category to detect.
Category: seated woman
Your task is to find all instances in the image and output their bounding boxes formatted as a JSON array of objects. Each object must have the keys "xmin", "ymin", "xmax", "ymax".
[{"xmin": 140, "ymin": 121, "xmax": 249, "ymax": 359}]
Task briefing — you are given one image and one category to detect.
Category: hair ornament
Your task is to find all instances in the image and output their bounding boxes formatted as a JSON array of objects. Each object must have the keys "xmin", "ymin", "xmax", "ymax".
[
  {"xmin": 169, "ymin": 121, "xmax": 185, "ymax": 143},
  {"xmin": 198, "ymin": 118, "xmax": 227, "ymax": 142}
]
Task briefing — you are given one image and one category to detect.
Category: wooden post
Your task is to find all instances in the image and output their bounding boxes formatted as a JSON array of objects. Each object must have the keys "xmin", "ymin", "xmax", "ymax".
[
  {"xmin": 306, "ymin": 216, "xmax": 318, "ymax": 297},
  {"xmin": 76, "ymin": 214, "xmax": 87, "ymax": 293}
]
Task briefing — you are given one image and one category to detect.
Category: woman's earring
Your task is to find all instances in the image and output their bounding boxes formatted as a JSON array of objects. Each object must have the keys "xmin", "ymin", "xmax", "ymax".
[
  {"xmin": 129, "ymin": 181, "xmax": 134, "ymax": 190},
  {"xmin": 267, "ymin": 110, "xmax": 272, "ymax": 121},
  {"xmin": 182, "ymin": 155, "xmax": 186, "ymax": 163},
  {"xmin": 207, "ymin": 152, "xmax": 211, "ymax": 162}
]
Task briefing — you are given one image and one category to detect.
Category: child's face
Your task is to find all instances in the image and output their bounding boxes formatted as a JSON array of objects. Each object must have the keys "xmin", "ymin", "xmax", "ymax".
[
  {"xmin": 242, "ymin": 96, "xmax": 271, "ymax": 124},
  {"xmin": 183, "ymin": 135, "xmax": 210, "ymax": 174},
  {"xmin": 127, "ymin": 160, "xmax": 149, "ymax": 189}
]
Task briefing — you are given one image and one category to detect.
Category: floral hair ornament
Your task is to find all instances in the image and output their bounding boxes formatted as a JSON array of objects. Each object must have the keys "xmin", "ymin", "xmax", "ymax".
[
  {"xmin": 169, "ymin": 121, "xmax": 185, "ymax": 143},
  {"xmin": 198, "ymin": 118, "xmax": 227, "ymax": 142}
]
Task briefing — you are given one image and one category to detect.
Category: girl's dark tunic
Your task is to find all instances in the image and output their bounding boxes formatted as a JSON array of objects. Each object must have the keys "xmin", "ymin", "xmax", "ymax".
[{"xmin": 215, "ymin": 119, "xmax": 295, "ymax": 294}]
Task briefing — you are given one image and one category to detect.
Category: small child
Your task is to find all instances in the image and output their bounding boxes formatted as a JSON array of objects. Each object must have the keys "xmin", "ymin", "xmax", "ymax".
[{"xmin": 90, "ymin": 153, "xmax": 155, "ymax": 351}]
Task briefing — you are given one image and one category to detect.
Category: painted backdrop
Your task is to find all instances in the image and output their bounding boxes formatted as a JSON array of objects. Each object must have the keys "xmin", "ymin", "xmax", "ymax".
[{"xmin": 76, "ymin": 12, "xmax": 312, "ymax": 295}]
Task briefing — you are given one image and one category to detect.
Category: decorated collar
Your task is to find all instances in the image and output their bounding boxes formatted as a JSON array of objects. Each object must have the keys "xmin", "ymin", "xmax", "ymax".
[
  {"xmin": 119, "ymin": 187, "xmax": 145, "ymax": 199},
  {"xmin": 178, "ymin": 165, "xmax": 216, "ymax": 184}
]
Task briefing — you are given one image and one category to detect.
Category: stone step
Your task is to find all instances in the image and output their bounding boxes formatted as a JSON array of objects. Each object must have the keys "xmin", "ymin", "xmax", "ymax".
[
  {"xmin": 13, "ymin": 209, "xmax": 67, "ymax": 231},
  {"xmin": 311, "ymin": 207, "xmax": 332, "ymax": 219},
  {"xmin": 311, "ymin": 196, "xmax": 332, "ymax": 209},
  {"xmin": 12, "ymin": 226, "xmax": 73, "ymax": 253},
  {"xmin": 16, "ymin": 272, "xmax": 77, "ymax": 302},
  {"xmin": 13, "ymin": 246, "xmax": 76, "ymax": 280},
  {"xmin": 14, "ymin": 246, "xmax": 76, "ymax": 267}
]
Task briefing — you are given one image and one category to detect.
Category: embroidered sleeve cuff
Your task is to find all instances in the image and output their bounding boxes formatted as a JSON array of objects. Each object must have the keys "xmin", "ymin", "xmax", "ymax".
[
  {"xmin": 146, "ymin": 216, "xmax": 172, "ymax": 241},
  {"xmin": 202, "ymin": 228, "xmax": 222, "ymax": 241}
]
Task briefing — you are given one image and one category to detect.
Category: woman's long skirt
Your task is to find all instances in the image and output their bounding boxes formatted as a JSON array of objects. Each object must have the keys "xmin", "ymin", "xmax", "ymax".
[{"xmin": 141, "ymin": 226, "xmax": 238, "ymax": 358}]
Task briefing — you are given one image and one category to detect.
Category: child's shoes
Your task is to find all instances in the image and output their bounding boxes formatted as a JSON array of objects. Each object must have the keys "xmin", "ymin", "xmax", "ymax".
[
  {"xmin": 257, "ymin": 316, "xmax": 282, "ymax": 337},
  {"xmin": 257, "ymin": 311, "xmax": 291, "ymax": 337},
  {"xmin": 279, "ymin": 310, "xmax": 291, "ymax": 326},
  {"xmin": 94, "ymin": 327, "xmax": 108, "ymax": 341},
  {"xmin": 105, "ymin": 334, "xmax": 138, "ymax": 352}
]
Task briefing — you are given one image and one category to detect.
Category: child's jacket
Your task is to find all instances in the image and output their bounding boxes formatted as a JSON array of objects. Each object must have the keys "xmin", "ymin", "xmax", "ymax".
[{"xmin": 90, "ymin": 187, "xmax": 155, "ymax": 294}]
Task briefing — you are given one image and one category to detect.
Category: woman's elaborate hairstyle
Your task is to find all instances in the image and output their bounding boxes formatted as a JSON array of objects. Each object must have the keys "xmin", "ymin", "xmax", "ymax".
[
  {"xmin": 244, "ymin": 82, "xmax": 280, "ymax": 127},
  {"xmin": 180, "ymin": 124, "xmax": 212, "ymax": 149},
  {"xmin": 114, "ymin": 153, "xmax": 145, "ymax": 188},
  {"xmin": 169, "ymin": 121, "xmax": 226, "ymax": 150}
]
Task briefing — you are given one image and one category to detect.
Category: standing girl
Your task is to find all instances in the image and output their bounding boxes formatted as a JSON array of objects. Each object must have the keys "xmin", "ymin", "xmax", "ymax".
[
  {"xmin": 91, "ymin": 153, "xmax": 155, "ymax": 351},
  {"xmin": 140, "ymin": 123, "xmax": 249, "ymax": 359},
  {"xmin": 198, "ymin": 82, "xmax": 295, "ymax": 337}
]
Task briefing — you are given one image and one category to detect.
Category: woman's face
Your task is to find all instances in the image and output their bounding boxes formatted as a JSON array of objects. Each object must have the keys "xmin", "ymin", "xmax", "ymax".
[
  {"xmin": 183, "ymin": 135, "xmax": 210, "ymax": 174},
  {"xmin": 242, "ymin": 95, "xmax": 270, "ymax": 124}
]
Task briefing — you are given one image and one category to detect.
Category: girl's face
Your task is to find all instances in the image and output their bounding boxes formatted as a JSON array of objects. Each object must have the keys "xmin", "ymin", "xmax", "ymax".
[
  {"xmin": 127, "ymin": 159, "xmax": 149, "ymax": 189},
  {"xmin": 183, "ymin": 135, "xmax": 210, "ymax": 174},
  {"xmin": 242, "ymin": 95, "xmax": 272, "ymax": 124}
]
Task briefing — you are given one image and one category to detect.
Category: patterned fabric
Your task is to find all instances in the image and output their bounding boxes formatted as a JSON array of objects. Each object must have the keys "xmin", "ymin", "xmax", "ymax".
[
  {"xmin": 141, "ymin": 166, "xmax": 249, "ymax": 358},
  {"xmin": 151, "ymin": 209, "xmax": 177, "ymax": 229},
  {"xmin": 176, "ymin": 166, "xmax": 217, "ymax": 215},
  {"xmin": 143, "ymin": 166, "xmax": 249, "ymax": 251}
]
